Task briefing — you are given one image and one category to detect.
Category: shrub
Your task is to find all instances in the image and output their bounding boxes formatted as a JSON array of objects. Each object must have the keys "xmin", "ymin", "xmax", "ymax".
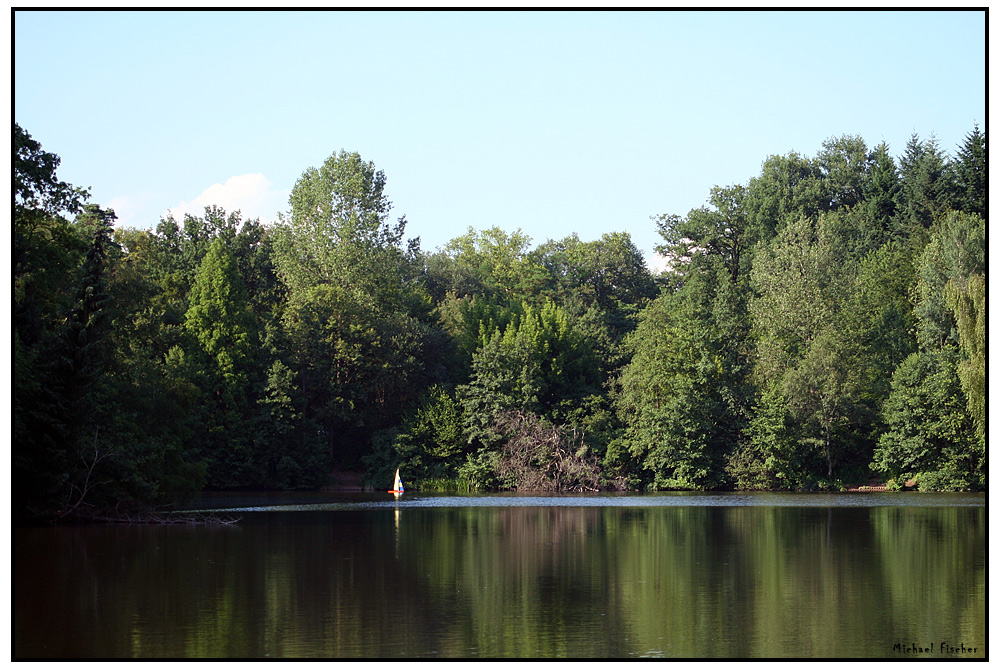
[{"xmin": 492, "ymin": 411, "xmax": 600, "ymax": 492}]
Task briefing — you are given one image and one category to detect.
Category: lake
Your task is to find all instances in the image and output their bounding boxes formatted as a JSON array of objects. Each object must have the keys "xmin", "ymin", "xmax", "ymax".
[{"xmin": 13, "ymin": 491, "xmax": 986, "ymax": 659}]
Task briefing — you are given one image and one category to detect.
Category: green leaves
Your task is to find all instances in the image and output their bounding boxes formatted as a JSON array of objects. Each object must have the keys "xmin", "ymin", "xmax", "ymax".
[
  {"xmin": 181, "ymin": 240, "xmax": 259, "ymax": 487},
  {"xmin": 440, "ymin": 226, "xmax": 538, "ymax": 300},
  {"xmin": 914, "ymin": 210, "xmax": 985, "ymax": 351},
  {"xmin": 870, "ymin": 208, "xmax": 986, "ymax": 490},
  {"xmin": 184, "ymin": 238, "xmax": 258, "ymax": 389},
  {"xmin": 954, "ymin": 124, "xmax": 986, "ymax": 217},
  {"xmin": 873, "ymin": 349, "xmax": 980, "ymax": 489},
  {"xmin": 615, "ymin": 267, "xmax": 746, "ymax": 490},
  {"xmin": 862, "ymin": 142, "xmax": 900, "ymax": 239},
  {"xmin": 896, "ymin": 133, "xmax": 956, "ymax": 235},
  {"xmin": 276, "ymin": 149, "xmax": 406, "ymax": 305},
  {"xmin": 533, "ymin": 231, "xmax": 657, "ymax": 317},
  {"xmin": 655, "ymin": 185, "xmax": 750, "ymax": 284},
  {"xmin": 945, "ymin": 274, "xmax": 986, "ymax": 439},
  {"xmin": 385, "ymin": 385, "xmax": 467, "ymax": 485},
  {"xmin": 289, "ymin": 149, "xmax": 396, "ymax": 247},
  {"xmin": 454, "ymin": 298, "xmax": 602, "ymax": 462},
  {"xmin": 14, "ymin": 122, "xmax": 89, "ymax": 218}
]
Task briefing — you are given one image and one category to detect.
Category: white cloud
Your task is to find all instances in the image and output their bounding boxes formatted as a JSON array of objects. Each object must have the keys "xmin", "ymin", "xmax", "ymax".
[
  {"xmin": 645, "ymin": 251, "xmax": 672, "ymax": 275},
  {"xmin": 166, "ymin": 174, "xmax": 289, "ymax": 226}
]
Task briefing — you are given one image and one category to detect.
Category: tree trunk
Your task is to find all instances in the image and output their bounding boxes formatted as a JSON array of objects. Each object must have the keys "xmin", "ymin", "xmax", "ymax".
[{"xmin": 825, "ymin": 421, "xmax": 832, "ymax": 478}]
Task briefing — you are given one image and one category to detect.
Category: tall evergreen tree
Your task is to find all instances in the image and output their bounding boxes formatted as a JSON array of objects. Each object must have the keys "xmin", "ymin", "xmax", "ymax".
[
  {"xmin": 896, "ymin": 133, "xmax": 954, "ymax": 237},
  {"xmin": 862, "ymin": 141, "xmax": 901, "ymax": 244},
  {"xmin": 64, "ymin": 205, "xmax": 117, "ymax": 420},
  {"xmin": 953, "ymin": 124, "xmax": 986, "ymax": 217}
]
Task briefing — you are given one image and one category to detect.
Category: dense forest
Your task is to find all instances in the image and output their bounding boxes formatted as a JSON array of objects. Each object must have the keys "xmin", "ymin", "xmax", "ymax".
[{"xmin": 14, "ymin": 122, "xmax": 986, "ymax": 522}]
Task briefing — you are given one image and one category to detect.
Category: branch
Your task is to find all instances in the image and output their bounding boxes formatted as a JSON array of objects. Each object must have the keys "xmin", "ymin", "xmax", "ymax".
[{"xmin": 63, "ymin": 428, "xmax": 115, "ymax": 516}]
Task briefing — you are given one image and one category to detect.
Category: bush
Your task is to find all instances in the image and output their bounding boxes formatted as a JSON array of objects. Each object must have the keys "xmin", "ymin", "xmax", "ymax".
[
  {"xmin": 455, "ymin": 451, "xmax": 499, "ymax": 491},
  {"xmin": 492, "ymin": 411, "xmax": 600, "ymax": 492},
  {"xmin": 916, "ymin": 467, "xmax": 971, "ymax": 492}
]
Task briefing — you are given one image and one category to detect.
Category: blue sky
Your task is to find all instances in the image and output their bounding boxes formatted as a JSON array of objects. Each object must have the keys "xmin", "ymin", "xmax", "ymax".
[{"xmin": 14, "ymin": 9, "xmax": 986, "ymax": 268}]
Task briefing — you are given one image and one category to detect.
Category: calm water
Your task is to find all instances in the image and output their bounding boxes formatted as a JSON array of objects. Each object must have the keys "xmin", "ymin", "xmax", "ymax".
[{"xmin": 14, "ymin": 492, "xmax": 985, "ymax": 659}]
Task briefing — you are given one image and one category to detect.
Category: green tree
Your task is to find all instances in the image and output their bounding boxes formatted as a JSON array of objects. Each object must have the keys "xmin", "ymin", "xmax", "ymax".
[
  {"xmin": 626, "ymin": 183, "xmax": 756, "ymax": 490},
  {"xmin": 14, "ymin": 122, "xmax": 88, "ymax": 222},
  {"xmin": 14, "ymin": 124, "xmax": 89, "ymax": 358},
  {"xmin": 953, "ymin": 124, "xmax": 986, "ymax": 217},
  {"xmin": 64, "ymin": 205, "xmax": 117, "ymax": 418},
  {"xmin": 274, "ymin": 149, "xmax": 408, "ymax": 308},
  {"xmin": 862, "ymin": 141, "xmax": 901, "ymax": 240},
  {"xmin": 613, "ymin": 290, "xmax": 717, "ymax": 489},
  {"xmin": 895, "ymin": 133, "xmax": 954, "ymax": 238},
  {"xmin": 434, "ymin": 291, "xmax": 522, "ymax": 380},
  {"xmin": 41, "ymin": 205, "xmax": 120, "ymax": 515},
  {"xmin": 282, "ymin": 283, "xmax": 382, "ymax": 463},
  {"xmin": 382, "ymin": 385, "xmax": 467, "ymax": 487},
  {"xmin": 182, "ymin": 237, "xmax": 260, "ymax": 487},
  {"xmin": 780, "ymin": 326, "xmax": 857, "ymax": 479},
  {"xmin": 872, "ymin": 211, "xmax": 985, "ymax": 490},
  {"xmin": 185, "ymin": 239, "xmax": 258, "ymax": 389},
  {"xmin": 748, "ymin": 214, "xmax": 866, "ymax": 486},
  {"xmin": 272, "ymin": 150, "xmax": 440, "ymax": 470},
  {"xmin": 94, "ymin": 230, "xmax": 207, "ymax": 503},
  {"xmin": 945, "ymin": 273, "xmax": 986, "ymax": 440},
  {"xmin": 728, "ymin": 385, "xmax": 798, "ymax": 489},
  {"xmin": 656, "ymin": 185, "xmax": 751, "ymax": 283},
  {"xmin": 14, "ymin": 124, "xmax": 93, "ymax": 520},
  {"xmin": 531, "ymin": 231, "xmax": 656, "ymax": 323},
  {"xmin": 743, "ymin": 151, "xmax": 825, "ymax": 242},
  {"xmin": 251, "ymin": 359, "xmax": 329, "ymax": 489},
  {"xmin": 613, "ymin": 263, "xmax": 747, "ymax": 490},
  {"xmin": 841, "ymin": 241, "xmax": 919, "ymax": 418},
  {"xmin": 816, "ymin": 134, "xmax": 871, "ymax": 210},
  {"xmin": 282, "ymin": 282, "xmax": 440, "ymax": 469},
  {"xmin": 440, "ymin": 226, "xmax": 542, "ymax": 301},
  {"xmin": 913, "ymin": 211, "xmax": 985, "ymax": 351},
  {"xmin": 421, "ymin": 249, "xmax": 492, "ymax": 302},
  {"xmin": 873, "ymin": 349, "xmax": 980, "ymax": 490},
  {"xmin": 457, "ymin": 299, "xmax": 601, "ymax": 448}
]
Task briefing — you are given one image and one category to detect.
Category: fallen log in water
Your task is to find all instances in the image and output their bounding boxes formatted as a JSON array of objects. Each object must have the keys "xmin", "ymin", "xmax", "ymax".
[
  {"xmin": 79, "ymin": 512, "xmax": 242, "ymax": 525},
  {"xmin": 58, "ymin": 502, "xmax": 241, "ymax": 525}
]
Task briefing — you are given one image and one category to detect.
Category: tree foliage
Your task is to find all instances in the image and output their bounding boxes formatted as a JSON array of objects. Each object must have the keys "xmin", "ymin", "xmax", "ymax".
[
  {"xmin": 945, "ymin": 273, "xmax": 986, "ymax": 440},
  {"xmin": 14, "ymin": 123, "xmax": 988, "ymax": 522},
  {"xmin": 614, "ymin": 261, "xmax": 749, "ymax": 490},
  {"xmin": 870, "ymin": 209, "xmax": 985, "ymax": 490}
]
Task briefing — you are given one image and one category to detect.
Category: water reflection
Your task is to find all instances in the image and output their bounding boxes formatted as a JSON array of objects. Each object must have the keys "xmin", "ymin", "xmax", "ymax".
[{"xmin": 14, "ymin": 495, "xmax": 985, "ymax": 659}]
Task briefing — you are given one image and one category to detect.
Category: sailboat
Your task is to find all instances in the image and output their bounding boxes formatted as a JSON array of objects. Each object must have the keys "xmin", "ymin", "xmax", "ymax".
[{"xmin": 388, "ymin": 468, "xmax": 404, "ymax": 494}]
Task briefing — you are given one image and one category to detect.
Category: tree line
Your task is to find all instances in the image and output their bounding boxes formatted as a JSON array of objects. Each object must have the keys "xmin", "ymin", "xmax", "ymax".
[{"xmin": 13, "ymin": 122, "xmax": 985, "ymax": 522}]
